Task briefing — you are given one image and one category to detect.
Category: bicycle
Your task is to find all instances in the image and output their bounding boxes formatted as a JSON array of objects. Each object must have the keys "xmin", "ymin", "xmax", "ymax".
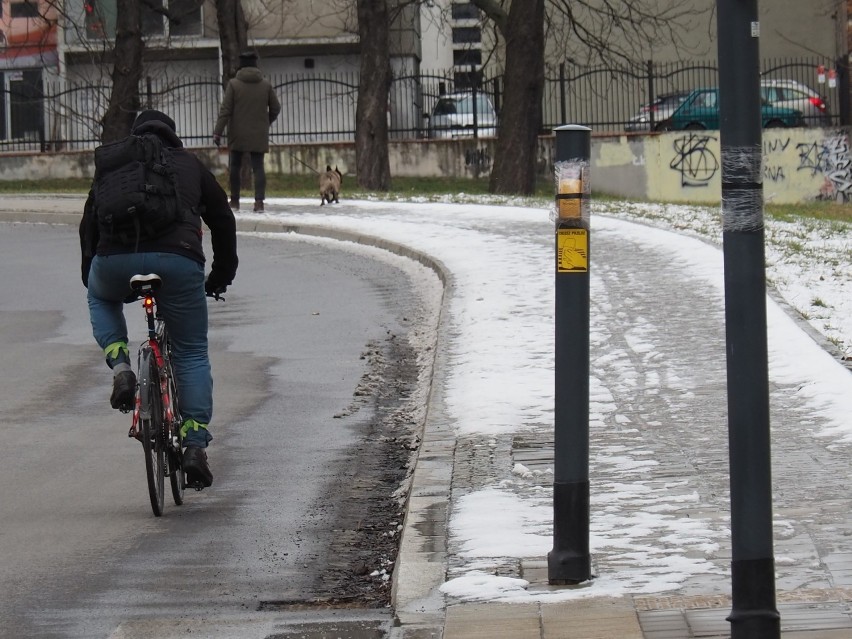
[{"xmin": 126, "ymin": 273, "xmax": 187, "ymax": 516}]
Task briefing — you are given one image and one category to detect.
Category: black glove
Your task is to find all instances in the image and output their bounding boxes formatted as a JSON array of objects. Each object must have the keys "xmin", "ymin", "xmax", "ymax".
[
  {"xmin": 205, "ymin": 271, "xmax": 229, "ymax": 298},
  {"xmin": 81, "ymin": 258, "xmax": 91, "ymax": 288}
]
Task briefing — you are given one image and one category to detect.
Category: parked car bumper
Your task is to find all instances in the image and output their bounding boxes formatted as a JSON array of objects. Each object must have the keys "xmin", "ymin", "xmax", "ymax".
[{"xmin": 429, "ymin": 126, "xmax": 497, "ymax": 139}]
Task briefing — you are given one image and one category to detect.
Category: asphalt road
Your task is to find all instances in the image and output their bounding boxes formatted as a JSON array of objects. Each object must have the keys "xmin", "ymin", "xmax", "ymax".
[{"xmin": 0, "ymin": 221, "xmax": 437, "ymax": 638}]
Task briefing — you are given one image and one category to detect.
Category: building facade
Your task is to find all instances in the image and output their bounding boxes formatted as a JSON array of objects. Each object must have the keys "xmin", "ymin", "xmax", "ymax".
[{"xmin": 0, "ymin": 0, "xmax": 845, "ymax": 150}]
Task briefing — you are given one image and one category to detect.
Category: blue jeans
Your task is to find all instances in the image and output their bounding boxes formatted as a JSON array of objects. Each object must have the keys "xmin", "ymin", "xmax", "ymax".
[{"xmin": 87, "ymin": 252, "xmax": 212, "ymax": 447}]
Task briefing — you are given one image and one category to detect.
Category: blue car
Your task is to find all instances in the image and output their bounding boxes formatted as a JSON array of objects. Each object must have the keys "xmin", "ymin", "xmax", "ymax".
[{"xmin": 664, "ymin": 87, "xmax": 804, "ymax": 130}]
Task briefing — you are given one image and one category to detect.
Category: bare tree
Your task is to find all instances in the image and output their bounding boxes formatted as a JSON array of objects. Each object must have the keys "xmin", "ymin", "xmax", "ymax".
[
  {"xmin": 471, "ymin": 0, "xmax": 544, "ymax": 195},
  {"xmin": 215, "ymin": 0, "xmax": 249, "ymax": 84},
  {"xmin": 468, "ymin": 0, "xmax": 708, "ymax": 195},
  {"xmin": 101, "ymin": 0, "xmax": 144, "ymax": 142},
  {"xmin": 545, "ymin": 0, "xmax": 710, "ymax": 66},
  {"xmin": 355, "ymin": 0, "xmax": 392, "ymax": 190},
  {"xmin": 92, "ymin": 0, "xmax": 213, "ymax": 142}
]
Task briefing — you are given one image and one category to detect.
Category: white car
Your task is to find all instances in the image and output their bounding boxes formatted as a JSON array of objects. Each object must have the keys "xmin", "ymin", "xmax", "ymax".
[
  {"xmin": 426, "ymin": 92, "xmax": 498, "ymax": 139},
  {"xmin": 760, "ymin": 79, "xmax": 830, "ymax": 126}
]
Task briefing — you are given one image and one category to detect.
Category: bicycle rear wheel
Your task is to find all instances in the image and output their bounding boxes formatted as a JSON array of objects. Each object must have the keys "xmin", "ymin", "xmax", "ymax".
[
  {"xmin": 165, "ymin": 354, "xmax": 185, "ymax": 505},
  {"xmin": 139, "ymin": 349, "xmax": 166, "ymax": 516}
]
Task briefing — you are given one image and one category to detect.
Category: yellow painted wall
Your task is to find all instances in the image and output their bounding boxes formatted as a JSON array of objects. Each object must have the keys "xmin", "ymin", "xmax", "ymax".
[{"xmin": 594, "ymin": 128, "xmax": 852, "ymax": 205}]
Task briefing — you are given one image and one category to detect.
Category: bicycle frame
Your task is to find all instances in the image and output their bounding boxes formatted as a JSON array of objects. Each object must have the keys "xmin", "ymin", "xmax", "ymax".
[
  {"xmin": 128, "ymin": 273, "xmax": 187, "ymax": 515},
  {"xmin": 128, "ymin": 287, "xmax": 178, "ymax": 451}
]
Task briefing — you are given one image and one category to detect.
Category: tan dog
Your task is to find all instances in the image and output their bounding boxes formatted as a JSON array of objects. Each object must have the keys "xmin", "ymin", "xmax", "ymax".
[{"xmin": 319, "ymin": 165, "xmax": 342, "ymax": 205}]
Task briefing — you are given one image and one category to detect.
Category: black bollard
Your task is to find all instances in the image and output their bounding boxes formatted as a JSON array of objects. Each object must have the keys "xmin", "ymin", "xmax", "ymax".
[{"xmin": 548, "ymin": 125, "xmax": 592, "ymax": 585}]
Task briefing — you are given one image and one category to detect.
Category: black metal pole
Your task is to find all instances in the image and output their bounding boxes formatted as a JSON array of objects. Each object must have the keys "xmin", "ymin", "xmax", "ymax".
[
  {"xmin": 548, "ymin": 124, "xmax": 591, "ymax": 585},
  {"xmin": 717, "ymin": 2, "xmax": 779, "ymax": 637},
  {"xmin": 837, "ymin": 55, "xmax": 850, "ymax": 127},
  {"xmin": 646, "ymin": 60, "xmax": 656, "ymax": 130}
]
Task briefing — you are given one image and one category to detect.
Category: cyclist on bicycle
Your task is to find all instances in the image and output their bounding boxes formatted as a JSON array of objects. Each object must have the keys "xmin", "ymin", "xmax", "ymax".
[{"xmin": 80, "ymin": 109, "xmax": 238, "ymax": 488}]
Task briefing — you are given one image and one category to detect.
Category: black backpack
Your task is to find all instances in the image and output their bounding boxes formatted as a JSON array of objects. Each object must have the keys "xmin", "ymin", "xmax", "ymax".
[{"xmin": 93, "ymin": 133, "xmax": 187, "ymax": 245}]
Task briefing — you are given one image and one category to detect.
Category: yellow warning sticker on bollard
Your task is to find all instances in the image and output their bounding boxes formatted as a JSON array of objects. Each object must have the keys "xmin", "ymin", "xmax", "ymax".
[{"xmin": 557, "ymin": 228, "xmax": 588, "ymax": 272}]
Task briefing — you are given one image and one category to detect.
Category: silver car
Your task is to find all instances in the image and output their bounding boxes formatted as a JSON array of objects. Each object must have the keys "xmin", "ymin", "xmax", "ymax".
[
  {"xmin": 625, "ymin": 92, "xmax": 690, "ymax": 132},
  {"xmin": 426, "ymin": 92, "xmax": 498, "ymax": 139},
  {"xmin": 760, "ymin": 79, "xmax": 830, "ymax": 126}
]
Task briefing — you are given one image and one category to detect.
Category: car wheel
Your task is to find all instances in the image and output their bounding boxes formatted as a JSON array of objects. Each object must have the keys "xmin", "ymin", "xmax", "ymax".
[
  {"xmin": 685, "ymin": 123, "xmax": 706, "ymax": 130},
  {"xmin": 764, "ymin": 120, "xmax": 786, "ymax": 129},
  {"xmin": 654, "ymin": 120, "xmax": 673, "ymax": 132}
]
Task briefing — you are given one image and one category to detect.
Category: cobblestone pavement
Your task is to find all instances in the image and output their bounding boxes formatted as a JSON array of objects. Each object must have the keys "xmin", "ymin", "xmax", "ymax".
[{"xmin": 436, "ymin": 218, "xmax": 852, "ymax": 638}]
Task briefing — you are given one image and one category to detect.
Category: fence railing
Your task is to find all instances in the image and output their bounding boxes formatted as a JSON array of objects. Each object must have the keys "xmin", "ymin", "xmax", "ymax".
[{"xmin": 1, "ymin": 56, "xmax": 846, "ymax": 153}]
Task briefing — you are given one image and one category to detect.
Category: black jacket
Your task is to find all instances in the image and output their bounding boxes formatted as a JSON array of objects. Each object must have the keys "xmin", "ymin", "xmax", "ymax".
[{"xmin": 80, "ymin": 121, "xmax": 238, "ymax": 288}]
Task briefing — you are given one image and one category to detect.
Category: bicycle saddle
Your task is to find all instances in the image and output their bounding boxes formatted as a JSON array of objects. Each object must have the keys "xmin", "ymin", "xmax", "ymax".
[{"xmin": 129, "ymin": 273, "xmax": 163, "ymax": 293}]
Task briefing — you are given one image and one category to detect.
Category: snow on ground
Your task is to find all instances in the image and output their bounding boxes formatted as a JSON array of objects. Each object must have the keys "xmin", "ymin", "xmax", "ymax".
[{"xmin": 253, "ymin": 195, "xmax": 852, "ymax": 602}]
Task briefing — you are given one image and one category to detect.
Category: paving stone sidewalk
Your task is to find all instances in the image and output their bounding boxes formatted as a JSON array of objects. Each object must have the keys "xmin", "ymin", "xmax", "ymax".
[{"xmin": 393, "ymin": 214, "xmax": 852, "ymax": 638}]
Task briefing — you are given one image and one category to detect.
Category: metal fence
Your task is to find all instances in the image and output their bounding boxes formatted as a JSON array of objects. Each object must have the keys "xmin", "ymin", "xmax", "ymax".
[{"xmin": 1, "ymin": 56, "xmax": 846, "ymax": 153}]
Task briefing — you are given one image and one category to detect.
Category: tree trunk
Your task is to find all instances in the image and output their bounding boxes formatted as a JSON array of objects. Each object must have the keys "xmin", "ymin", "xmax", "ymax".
[
  {"xmin": 355, "ymin": 0, "xmax": 391, "ymax": 191},
  {"xmin": 100, "ymin": 0, "xmax": 144, "ymax": 143},
  {"xmin": 215, "ymin": 0, "xmax": 249, "ymax": 85},
  {"xmin": 489, "ymin": 0, "xmax": 545, "ymax": 195},
  {"xmin": 214, "ymin": 0, "xmax": 249, "ymax": 190}
]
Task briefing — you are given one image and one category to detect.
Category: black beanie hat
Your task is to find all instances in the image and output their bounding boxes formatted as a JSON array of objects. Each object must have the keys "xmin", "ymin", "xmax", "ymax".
[
  {"xmin": 131, "ymin": 109, "xmax": 176, "ymax": 133},
  {"xmin": 239, "ymin": 50, "xmax": 258, "ymax": 68}
]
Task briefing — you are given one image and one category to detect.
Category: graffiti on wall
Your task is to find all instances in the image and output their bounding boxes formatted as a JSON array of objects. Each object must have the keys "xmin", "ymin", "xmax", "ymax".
[
  {"xmin": 796, "ymin": 133, "xmax": 852, "ymax": 203},
  {"xmin": 764, "ymin": 137, "xmax": 791, "ymax": 183},
  {"xmin": 669, "ymin": 134, "xmax": 719, "ymax": 187},
  {"xmin": 667, "ymin": 130, "xmax": 852, "ymax": 202},
  {"xmin": 465, "ymin": 147, "xmax": 492, "ymax": 178}
]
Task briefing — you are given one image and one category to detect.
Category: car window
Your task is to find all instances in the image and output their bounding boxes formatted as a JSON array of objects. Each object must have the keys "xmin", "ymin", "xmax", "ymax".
[
  {"xmin": 661, "ymin": 95, "xmax": 685, "ymax": 108},
  {"xmin": 474, "ymin": 96, "xmax": 493, "ymax": 115},
  {"xmin": 694, "ymin": 91, "xmax": 716, "ymax": 108},
  {"xmin": 457, "ymin": 97, "xmax": 474, "ymax": 114},
  {"xmin": 433, "ymin": 99, "xmax": 458, "ymax": 116},
  {"xmin": 780, "ymin": 88, "xmax": 807, "ymax": 101}
]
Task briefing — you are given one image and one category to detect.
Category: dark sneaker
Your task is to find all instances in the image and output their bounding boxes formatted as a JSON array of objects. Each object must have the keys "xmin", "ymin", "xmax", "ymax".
[
  {"xmin": 229, "ymin": 197, "xmax": 239, "ymax": 211},
  {"xmin": 110, "ymin": 370, "xmax": 136, "ymax": 411},
  {"xmin": 183, "ymin": 446, "xmax": 213, "ymax": 488}
]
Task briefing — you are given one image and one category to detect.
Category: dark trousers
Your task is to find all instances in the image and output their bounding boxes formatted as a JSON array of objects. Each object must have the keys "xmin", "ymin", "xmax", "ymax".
[{"xmin": 229, "ymin": 150, "xmax": 266, "ymax": 201}]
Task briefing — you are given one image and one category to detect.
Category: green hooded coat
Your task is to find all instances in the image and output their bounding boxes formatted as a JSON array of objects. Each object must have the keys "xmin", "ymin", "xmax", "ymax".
[{"xmin": 214, "ymin": 67, "xmax": 281, "ymax": 153}]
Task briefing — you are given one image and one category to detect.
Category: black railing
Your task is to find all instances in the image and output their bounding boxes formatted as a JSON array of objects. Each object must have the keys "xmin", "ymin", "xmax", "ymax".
[{"xmin": 0, "ymin": 56, "xmax": 845, "ymax": 153}]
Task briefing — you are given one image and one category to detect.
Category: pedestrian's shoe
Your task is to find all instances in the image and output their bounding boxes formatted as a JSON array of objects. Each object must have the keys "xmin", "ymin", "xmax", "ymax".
[
  {"xmin": 253, "ymin": 200, "xmax": 264, "ymax": 212},
  {"xmin": 229, "ymin": 197, "xmax": 239, "ymax": 211},
  {"xmin": 183, "ymin": 446, "xmax": 213, "ymax": 488},
  {"xmin": 110, "ymin": 370, "xmax": 136, "ymax": 411}
]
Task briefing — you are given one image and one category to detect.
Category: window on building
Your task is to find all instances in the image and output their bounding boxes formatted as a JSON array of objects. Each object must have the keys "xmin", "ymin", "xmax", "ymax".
[
  {"xmin": 453, "ymin": 69, "xmax": 484, "ymax": 91},
  {"xmin": 451, "ymin": 2, "xmax": 479, "ymax": 20},
  {"xmin": 0, "ymin": 69, "xmax": 45, "ymax": 143},
  {"xmin": 453, "ymin": 49, "xmax": 482, "ymax": 67},
  {"xmin": 168, "ymin": 0, "xmax": 203, "ymax": 37},
  {"xmin": 81, "ymin": 0, "xmax": 201, "ymax": 39},
  {"xmin": 143, "ymin": 0, "xmax": 165, "ymax": 36},
  {"xmin": 83, "ymin": 0, "xmax": 109, "ymax": 39},
  {"xmin": 10, "ymin": 1, "xmax": 40, "ymax": 18},
  {"xmin": 452, "ymin": 27, "xmax": 481, "ymax": 44}
]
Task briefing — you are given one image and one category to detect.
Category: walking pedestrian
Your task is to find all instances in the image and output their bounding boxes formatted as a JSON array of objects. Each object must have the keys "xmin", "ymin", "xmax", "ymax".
[{"xmin": 213, "ymin": 50, "xmax": 281, "ymax": 212}]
